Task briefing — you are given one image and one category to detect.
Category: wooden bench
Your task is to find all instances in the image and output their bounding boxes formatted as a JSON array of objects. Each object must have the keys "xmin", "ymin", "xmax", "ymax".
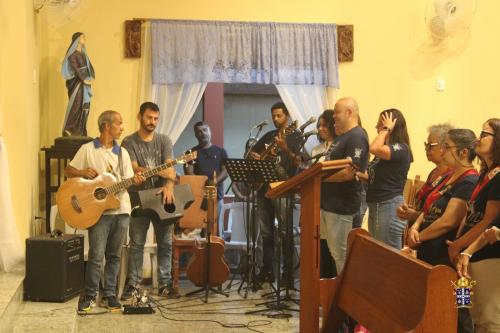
[{"xmin": 320, "ymin": 229, "xmax": 457, "ymax": 333}]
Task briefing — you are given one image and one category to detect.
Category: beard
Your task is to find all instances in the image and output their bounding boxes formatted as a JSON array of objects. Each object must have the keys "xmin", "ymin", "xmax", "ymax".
[{"xmin": 142, "ymin": 123, "xmax": 156, "ymax": 133}]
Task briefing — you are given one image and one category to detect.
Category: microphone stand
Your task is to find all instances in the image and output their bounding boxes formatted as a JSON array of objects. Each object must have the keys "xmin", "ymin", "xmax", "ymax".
[{"xmin": 225, "ymin": 125, "xmax": 263, "ymax": 195}]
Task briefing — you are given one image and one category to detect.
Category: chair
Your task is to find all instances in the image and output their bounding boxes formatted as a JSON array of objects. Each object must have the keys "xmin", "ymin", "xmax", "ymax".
[
  {"xmin": 403, "ymin": 175, "xmax": 425, "ymax": 208},
  {"xmin": 117, "ymin": 227, "xmax": 158, "ymax": 300},
  {"xmin": 219, "ymin": 202, "xmax": 258, "ymax": 287},
  {"xmin": 172, "ymin": 175, "xmax": 208, "ymax": 291},
  {"xmin": 402, "ymin": 175, "xmax": 425, "ymax": 248},
  {"xmin": 221, "ymin": 202, "xmax": 253, "ymax": 248}
]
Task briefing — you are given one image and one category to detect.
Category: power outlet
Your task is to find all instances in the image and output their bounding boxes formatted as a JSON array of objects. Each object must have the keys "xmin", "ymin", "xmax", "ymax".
[{"xmin": 436, "ymin": 78, "xmax": 445, "ymax": 91}]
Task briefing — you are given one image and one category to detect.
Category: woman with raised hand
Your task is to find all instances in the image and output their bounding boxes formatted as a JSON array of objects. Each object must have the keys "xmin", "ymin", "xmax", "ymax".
[
  {"xmin": 448, "ymin": 119, "xmax": 500, "ymax": 333},
  {"xmin": 397, "ymin": 124, "xmax": 453, "ymax": 224},
  {"xmin": 357, "ymin": 109, "xmax": 413, "ymax": 249}
]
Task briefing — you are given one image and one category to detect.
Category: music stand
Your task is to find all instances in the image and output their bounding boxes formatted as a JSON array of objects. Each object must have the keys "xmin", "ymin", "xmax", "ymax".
[{"xmin": 223, "ymin": 159, "xmax": 281, "ymax": 297}]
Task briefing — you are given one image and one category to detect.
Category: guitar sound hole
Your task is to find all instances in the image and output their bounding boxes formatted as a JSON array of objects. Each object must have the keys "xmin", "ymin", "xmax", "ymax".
[
  {"xmin": 164, "ymin": 203, "xmax": 176, "ymax": 213},
  {"xmin": 94, "ymin": 188, "xmax": 107, "ymax": 200}
]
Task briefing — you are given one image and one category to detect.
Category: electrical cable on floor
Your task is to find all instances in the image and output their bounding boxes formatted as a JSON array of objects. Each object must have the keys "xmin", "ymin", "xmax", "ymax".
[
  {"xmin": 147, "ymin": 283, "xmax": 299, "ymax": 319},
  {"xmin": 148, "ymin": 297, "xmax": 272, "ymax": 333},
  {"xmin": 77, "ymin": 310, "xmax": 114, "ymax": 316},
  {"xmin": 72, "ymin": 280, "xmax": 297, "ymax": 329}
]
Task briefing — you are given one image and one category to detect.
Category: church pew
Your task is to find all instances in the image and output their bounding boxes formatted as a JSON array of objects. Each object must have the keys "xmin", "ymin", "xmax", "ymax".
[{"xmin": 320, "ymin": 229, "xmax": 457, "ymax": 333}]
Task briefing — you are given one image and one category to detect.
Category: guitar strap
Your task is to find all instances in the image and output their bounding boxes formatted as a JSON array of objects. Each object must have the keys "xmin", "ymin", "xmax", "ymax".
[{"xmin": 117, "ymin": 144, "xmax": 124, "ymax": 179}]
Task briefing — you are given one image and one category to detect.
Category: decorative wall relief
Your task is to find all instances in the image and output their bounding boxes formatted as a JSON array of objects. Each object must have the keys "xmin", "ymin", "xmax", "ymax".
[
  {"xmin": 125, "ymin": 20, "xmax": 142, "ymax": 58},
  {"xmin": 338, "ymin": 25, "xmax": 353, "ymax": 62}
]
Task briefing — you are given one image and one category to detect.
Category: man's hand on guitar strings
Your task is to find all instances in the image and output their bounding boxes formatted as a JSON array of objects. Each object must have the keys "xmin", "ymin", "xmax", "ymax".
[{"xmin": 133, "ymin": 172, "xmax": 146, "ymax": 186}]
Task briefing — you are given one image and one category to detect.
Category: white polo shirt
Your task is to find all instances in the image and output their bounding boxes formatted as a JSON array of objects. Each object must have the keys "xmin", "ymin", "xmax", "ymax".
[{"xmin": 69, "ymin": 139, "xmax": 134, "ymax": 215}]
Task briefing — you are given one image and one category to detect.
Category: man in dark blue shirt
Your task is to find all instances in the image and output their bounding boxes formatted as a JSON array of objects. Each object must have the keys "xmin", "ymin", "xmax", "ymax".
[
  {"xmin": 184, "ymin": 121, "xmax": 228, "ymax": 218},
  {"xmin": 321, "ymin": 97, "xmax": 369, "ymax": 274}
]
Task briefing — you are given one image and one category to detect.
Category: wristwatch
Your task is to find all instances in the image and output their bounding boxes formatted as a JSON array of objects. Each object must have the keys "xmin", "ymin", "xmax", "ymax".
[{"xmin": 381, "ymin": 126, "xmax": 391, "ymax": 133}]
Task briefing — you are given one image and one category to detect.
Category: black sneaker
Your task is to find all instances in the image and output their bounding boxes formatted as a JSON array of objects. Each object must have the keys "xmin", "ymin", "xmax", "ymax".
[
  {"xmin": 78, "ymin": 295, "xmax": 96, "ymax": 312},
  {"xmin": 102, "ymin": 296, "xmax": 122, "ymax": 310},
  {"xmin": 120, "ymin": 285, "xmax": 137, "ymax": 301},
  {"xmin": 158, "ymin": 286, "xmax": 181, "ymax": 299}
]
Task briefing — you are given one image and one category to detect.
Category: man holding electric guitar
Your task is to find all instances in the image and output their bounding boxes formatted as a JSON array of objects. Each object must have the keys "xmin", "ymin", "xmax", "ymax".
[{"xmin": 64, "ymin": 110, "xmax": 145, "ymax": 313}]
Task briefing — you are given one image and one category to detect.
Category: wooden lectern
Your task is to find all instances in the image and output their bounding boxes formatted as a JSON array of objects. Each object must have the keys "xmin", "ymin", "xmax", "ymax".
[{"xmin": 266, "ymin": 159, "xmax": 353, "ymax": 333}]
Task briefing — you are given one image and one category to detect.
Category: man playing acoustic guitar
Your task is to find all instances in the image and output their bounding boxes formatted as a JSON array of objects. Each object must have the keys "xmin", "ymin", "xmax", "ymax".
[
  {"xmin": 65, "ymin": 110, "xmax": 145, "ymax": 312},
  {"xmin": 248, "ymin": 102, "xmax": 303, "ymax": 283}
]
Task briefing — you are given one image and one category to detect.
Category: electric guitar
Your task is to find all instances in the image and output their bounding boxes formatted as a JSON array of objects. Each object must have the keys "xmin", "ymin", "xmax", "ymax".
[{"xmin": 56, "ymin": 151, "xmax": 197, "ymax": 229}]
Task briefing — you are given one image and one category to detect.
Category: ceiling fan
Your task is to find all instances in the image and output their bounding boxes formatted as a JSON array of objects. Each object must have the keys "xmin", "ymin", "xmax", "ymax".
[{"xmin": 410, "ymin": 0, "xmax": 477, "ymax": 78}]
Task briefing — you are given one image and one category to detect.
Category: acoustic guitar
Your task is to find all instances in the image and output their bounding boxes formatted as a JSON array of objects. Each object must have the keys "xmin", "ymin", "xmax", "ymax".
[
  {"xmin": 186, "ymin": 180, "xmax": 229, "ymax": 287},
  {"xmin": 249, "ymin": 120, "xmax": 298, "ymax": 190},
  {"xmin": 56, "ymin": 151, "xmax": 197, "ymax": 229}
]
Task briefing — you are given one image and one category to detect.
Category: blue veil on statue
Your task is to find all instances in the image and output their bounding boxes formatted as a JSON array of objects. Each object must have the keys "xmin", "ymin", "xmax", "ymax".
[{"xmin": 61, "ymin": 32, "xmax": 95, "ymax": 137}]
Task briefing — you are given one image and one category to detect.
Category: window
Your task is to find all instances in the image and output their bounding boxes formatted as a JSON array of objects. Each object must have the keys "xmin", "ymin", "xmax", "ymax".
[
  {"xmin": 223, "ymin": 84, "xmax": 280, "ymax": 160},
  {"xmin": 172, "ymin": 101, "xmax": 203, "ymax": 174}
]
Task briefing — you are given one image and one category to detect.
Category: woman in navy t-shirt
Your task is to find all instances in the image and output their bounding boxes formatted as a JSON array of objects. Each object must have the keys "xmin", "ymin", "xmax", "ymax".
[
  {"xmin": 449, "ymin": 118, "xmax": 500, "ymax": 333},
  {"xmin": 407, "ymin": 129, "xmax": 479, "ymax": 266},
  {"xmin": 357, "ymin": 109, "xmax": 412, "ymax": 249}
]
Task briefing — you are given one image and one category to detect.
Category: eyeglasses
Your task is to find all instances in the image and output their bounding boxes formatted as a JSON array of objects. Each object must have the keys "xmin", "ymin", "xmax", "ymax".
[
  {"xmin": 479, "ymin": 131, "xmax": 495, "ymax": 139},
  {"xmin": 424, "ymin": 142, "xmax": 439, "ymax": 150}
]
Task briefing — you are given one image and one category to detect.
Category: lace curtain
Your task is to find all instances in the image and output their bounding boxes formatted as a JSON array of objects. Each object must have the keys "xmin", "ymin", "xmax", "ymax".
[
  {"xmin": 276, "ymin": 84, "xmax": 328, "ymax": 152},
  {"xmin": 151, "ymin": 19, "xmax": 339, "ymax": 87},
  {"xmin": 138, "ymin": 23, "xmax": 206, "ymax": 144}
]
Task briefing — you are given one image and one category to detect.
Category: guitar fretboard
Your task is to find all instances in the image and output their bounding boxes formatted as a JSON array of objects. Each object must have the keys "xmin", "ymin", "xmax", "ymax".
[{"xmin": 104, "ymin": 159, "xmax": 179, "ymax": 195}]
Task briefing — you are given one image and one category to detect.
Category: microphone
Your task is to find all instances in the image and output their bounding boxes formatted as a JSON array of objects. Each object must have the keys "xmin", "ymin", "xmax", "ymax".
[
  {"xmin": 251, "ymin": 119, "xmax": 268, "ymax": 130},
  {"xmin": 302, "ymin": 129, "xmax": 318, "ymax": 139},
  {"xmin": 298, "ymin": 116, "xmax": 317, "ymax": 132},
  {"xmin": 306, "ymin": 151, "xmax": 326, "ymax": 162}
]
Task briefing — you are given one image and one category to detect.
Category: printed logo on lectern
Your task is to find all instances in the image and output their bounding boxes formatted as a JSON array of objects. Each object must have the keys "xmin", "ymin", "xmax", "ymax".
[{"xmin": 451, "ymin": 277, "xmax": 476, "ymax": 308}]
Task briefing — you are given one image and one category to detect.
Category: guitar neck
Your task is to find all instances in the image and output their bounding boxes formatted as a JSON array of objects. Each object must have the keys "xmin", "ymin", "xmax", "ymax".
[
  {"xmin": 260, "ymin": 122, "xmax": 298, "ymax": 159},
  {"xmin": 105, "ymin": 159, "xmax": 178, "ymax": 195},
  {"xmin": 204, "ymin": 185, "xmax": 217, "ymax": 236}
]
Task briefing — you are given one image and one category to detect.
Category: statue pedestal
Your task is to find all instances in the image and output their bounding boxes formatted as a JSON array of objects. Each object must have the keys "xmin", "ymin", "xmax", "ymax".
[
  {"xmin": 54, "ymin": 136, "xmax": 93, "ymax": 148},
  {"xmin": 41, "ymin": 136, "xmax": 93, "ymax": 233}
]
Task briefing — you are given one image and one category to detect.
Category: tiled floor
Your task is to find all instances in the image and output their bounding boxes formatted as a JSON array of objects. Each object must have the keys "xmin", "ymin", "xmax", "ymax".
[{"xmin": 7, "ymin": 281, "xmax": 299, "ymax": 333}]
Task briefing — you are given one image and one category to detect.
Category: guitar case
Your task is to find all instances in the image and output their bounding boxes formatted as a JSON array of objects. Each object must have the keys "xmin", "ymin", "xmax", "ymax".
[{"xmin": 131, "ymin": 184, "xmax": 195, "ymax": 223}]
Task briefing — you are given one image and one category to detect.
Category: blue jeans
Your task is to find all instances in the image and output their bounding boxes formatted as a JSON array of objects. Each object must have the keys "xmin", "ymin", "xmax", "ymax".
[
  {"xmin": 320, "ymin": 210, "xmax": 353, "ymax": 273},
  {"xmin": 127, "ymin": 214, "xmax": 174, "ymax": 288},
  {"xmin": 85, "ymin": 214, "xmax": 129, "ymax": 297},
  {"xmin": 352, "ymin": 188, "xmax": 367, "ymax": 229},
  {"xmin": 367, "ymin": 195, "xmax": 406, "ymax": 249}
]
